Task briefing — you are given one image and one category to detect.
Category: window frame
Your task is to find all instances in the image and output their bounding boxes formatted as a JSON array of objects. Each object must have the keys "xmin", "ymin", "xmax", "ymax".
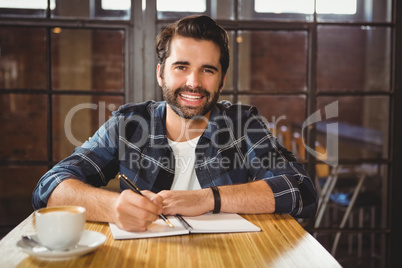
[{"xmin": 0, "ymin": 1, "xmax": 400, "ymax": 266}]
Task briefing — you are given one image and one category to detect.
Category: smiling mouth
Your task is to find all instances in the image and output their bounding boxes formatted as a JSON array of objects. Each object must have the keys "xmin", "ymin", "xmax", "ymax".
[{"xmin": 179, "ymin": 93, "xmax": 204, "ymax": 102}]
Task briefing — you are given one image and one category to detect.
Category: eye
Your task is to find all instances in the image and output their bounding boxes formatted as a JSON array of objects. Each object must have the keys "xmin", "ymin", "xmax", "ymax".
[
  {"xmin": 203, "ymin": 68, "xmax": 215, "ymax": 74},
  {"xmin": 175, "ymin": 66, "xmax": 187, "ymax": 71}
]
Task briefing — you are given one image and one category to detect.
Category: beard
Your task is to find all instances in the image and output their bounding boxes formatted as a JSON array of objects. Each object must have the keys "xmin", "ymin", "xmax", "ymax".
[{"xmin": 162, "ymin": 82, "xmax": 221, "ymax": 119}]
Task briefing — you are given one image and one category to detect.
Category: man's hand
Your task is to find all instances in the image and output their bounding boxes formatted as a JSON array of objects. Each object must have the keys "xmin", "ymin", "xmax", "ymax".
[
  {"xmin": 158, "ymin": 181, "xmax": 275, "ymax": 216},
  {"xmin": 48, "ymin": 179, "xmax": 164, "ymax": 232},
  {"xmin": 158, "ymin": 188, "xmax": 213, "ymax": 216},
  {"xmin": 113, "ymin": 190, "xmax": 164, "ymax": 232}
]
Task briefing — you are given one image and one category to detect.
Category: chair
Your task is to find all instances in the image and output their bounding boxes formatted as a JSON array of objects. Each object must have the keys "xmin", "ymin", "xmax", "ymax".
[
  {"xmin": 314, "ymin": 164, "xmax": 381, "ymax": 263},
  {"xmin": 287, "ymin": 125, "xmax": 381, "ymax": 264}
]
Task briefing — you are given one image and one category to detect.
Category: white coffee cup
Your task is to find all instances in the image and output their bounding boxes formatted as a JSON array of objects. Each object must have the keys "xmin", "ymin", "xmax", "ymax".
[{"xmin": 35, "ymin": 206, "xmax": 86, "ymax": 250}]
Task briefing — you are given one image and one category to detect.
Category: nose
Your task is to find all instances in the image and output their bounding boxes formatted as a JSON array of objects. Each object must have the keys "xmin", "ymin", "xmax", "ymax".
[{"xmin": 186, "ymin": 71, "xmax": 202, "ymax": 89}]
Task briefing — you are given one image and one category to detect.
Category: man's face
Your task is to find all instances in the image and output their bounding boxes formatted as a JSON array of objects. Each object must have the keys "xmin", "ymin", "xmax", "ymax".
[{"xmin": 157, "ymin": 36, "xmax": 225, "ymax": 119}]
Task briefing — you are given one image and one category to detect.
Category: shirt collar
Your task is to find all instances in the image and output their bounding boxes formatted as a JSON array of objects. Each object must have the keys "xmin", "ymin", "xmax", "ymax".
[
  {"xmin": 150, "ymin": 101, "xmax": 224, "ymax": 143},
  {"xmin": 201, "ymin": 105, "xmax": 221, "ymax": 141},
  {"xmin": 149, "ymin": 101, "xmax": 168, "ymax": 146}
]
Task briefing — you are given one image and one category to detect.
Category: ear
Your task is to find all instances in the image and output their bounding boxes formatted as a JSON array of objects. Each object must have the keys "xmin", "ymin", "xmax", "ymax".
[{"xmin": 156, "ymin": 64, "xmax": 163, "ymax": 87}]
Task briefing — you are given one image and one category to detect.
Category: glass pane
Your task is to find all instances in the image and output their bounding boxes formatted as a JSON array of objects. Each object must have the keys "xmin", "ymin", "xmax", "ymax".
[
  {"xmin": 52, "ymin": 95, "xmax": 124, "ymax": 161},
  {"xmin": 316, "ymin": 96, "xmax": 388, "ymax": 160},
  {"xmin": 254, "ymin": 0, "xmax": 314, "ymax": 13},
  {"xmin": 238, "ymin": 31, "xmax": 307, "ymax": 92},
  {"xmin": 238, "ymin": 95, "xmax": 306, "ymax": 158},
  {"xmin": 314, "ymin": 161, "xmax": 387, "ymax": 265},
  {"xmin": 211, "ymin": 0, "xmax": 234, "ymax": 20},
  {"xmin": 0, "ymin": 166, "xmax": 48, "ymax": 226},
  {"xmin": 157, "ymin": 0, "xmax": 205, "ymax": 12},
  {"xmin": 219, "ymin": 94, "xmax": 234, "ymax": 104},
  {"xmin": 0, "ymin": 0, "xmax": 47, "ymax": 18},
  {"xmin": 0, "ymin": 27, "xmax": 47, "ymax": 90},
  {"xmin": 156, "ymin": 0, "xmax": 235, "ymax": 20},
  {"xmin": 222, "ymin": 31, "xmax": 234, "ymax": 91},
  {"xmin": 51, "ymin": 29, "xmax": 124, "ymax": 92},
  {"xmin": 316, "ymin": 0, "xmax": 357, "ymax": 14},
  {"xmin": 317, "ymin": 26, "xmax": 391, "ymax": 93},
  {"xmin": 157, "ymin": 0, "xmax": 207, "ymax": 20},
  {"xmin": 102, "ymin": 0, "xmax": 130, "ymax": 10},
  {"xmin": 317, "ymin": 0, "xmax": 392, "ymax": 22},
  {"xmin": 51, "ymin": 0, "xmax": 130, "ymax": 20},
  {"xmin": 158, "ymin": 0, "xmax": 235, "ymax": 20},
  {"xmin": 240, "ymin": 0, "xmax": 314, "ymax": 21},
  {"xmin": 0, "ymin": 94, "xmax": 48, "ymax": 161},
  {"xmin": 315, "ymin": 163, "xmax": 387, "ymax": 225}
]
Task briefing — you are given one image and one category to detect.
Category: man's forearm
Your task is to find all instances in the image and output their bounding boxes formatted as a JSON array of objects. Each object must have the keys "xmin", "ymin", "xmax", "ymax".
[
  {"xmin": 160, "ymin": 180, "xmax": 275, "ymax": 216},
  {"xmin": 47, "ymin": 179, "xmax": 119, "ymax": 223},
  {"xmin": 219, "ymin": 180, "xmax": 275, "ymax": 214}
]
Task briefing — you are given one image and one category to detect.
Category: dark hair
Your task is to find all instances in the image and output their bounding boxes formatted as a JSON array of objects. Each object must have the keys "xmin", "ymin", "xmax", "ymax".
[{"xmin": 155, "ymin": 15, "xmax": 230, "ymax": 82}]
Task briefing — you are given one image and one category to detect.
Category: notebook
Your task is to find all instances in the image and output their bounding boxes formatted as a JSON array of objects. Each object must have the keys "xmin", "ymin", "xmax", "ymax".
[{"xmin": 109, "ymin": 213, "xmax": 261, "ymax": 240}]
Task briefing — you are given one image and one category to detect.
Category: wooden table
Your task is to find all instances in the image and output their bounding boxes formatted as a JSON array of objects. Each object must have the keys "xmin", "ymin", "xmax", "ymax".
[{"xmin": 0, "ymin": 213, "xmax": 341, "ymax": 268}]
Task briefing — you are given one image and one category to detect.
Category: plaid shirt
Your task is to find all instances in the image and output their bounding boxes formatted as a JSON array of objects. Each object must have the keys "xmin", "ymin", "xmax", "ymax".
[{"xmin": 33, "ymin": 101, "xmax": 318, "ymax": 217}]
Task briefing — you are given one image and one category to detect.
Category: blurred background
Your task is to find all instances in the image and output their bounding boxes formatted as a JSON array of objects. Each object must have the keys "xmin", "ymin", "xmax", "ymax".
[{"xmin": 1, "ymin": 1, "xmax": 401, "ymax": 267}]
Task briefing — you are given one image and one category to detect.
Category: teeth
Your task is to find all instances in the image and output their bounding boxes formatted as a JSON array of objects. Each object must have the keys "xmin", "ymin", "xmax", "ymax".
[{"xmin": 181, "ymin": 94, "xmax": 202, "ymax": 101}]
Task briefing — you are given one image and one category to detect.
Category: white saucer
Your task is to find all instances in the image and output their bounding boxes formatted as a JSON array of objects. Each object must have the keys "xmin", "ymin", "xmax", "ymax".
[{"xmin": 16, "ymin": 230, "xmax": 107, "ymax": 261}]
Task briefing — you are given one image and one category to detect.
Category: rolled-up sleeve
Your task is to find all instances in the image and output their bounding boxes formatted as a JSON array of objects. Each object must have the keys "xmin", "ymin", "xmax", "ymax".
[
  {"xmin": 246, "ymin": 113, "xmax": 318, "ymax": 218},
  {"xmin": 263, "ymin": 162, "xmax": 318, "ymax": 218},
  {"xmin": 32, "ymin": 115, "xmax": 120, "ymax": 209}
]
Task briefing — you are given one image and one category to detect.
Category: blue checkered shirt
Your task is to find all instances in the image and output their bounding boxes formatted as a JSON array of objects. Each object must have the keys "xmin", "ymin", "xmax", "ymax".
[{"xmin": 33, "ymin": 101, "xmax": 318, "ymax": 217}]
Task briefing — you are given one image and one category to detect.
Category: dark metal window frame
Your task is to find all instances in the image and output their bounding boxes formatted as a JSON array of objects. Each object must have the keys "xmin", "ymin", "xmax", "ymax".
[
  {"xmin": 0, "ymin": 1, "xmax": 137, "ymax": 168},
  {"xmin": 0, "ymin": 8, "xmax": 46, "ymax": 17},
  {"xmin": 0, "ymin": 0, "xmax": 400, "ymax": 266},
  {"xmin": 390, "ymin": 1, "xmax": 402, "ymax": 266},
  {"xmin": 0, "ymin": 0, "xmax": 130, "ymax": 19}
]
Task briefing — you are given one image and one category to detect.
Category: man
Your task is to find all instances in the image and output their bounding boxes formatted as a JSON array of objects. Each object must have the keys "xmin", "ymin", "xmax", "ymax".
[{"xmin": 33, "ymin": 15, "xmax": 318, "ymax": 232}]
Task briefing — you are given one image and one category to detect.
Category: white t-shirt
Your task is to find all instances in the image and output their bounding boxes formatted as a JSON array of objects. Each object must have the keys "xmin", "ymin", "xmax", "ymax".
[{"xmin": 168, "ymin": 136, "xmax": 201, "ymax": 190}]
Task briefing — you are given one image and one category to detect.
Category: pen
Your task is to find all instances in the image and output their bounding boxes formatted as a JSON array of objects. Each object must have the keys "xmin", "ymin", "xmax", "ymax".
[{"xmin": 119, "ymin": 174, "xmax": 174, "ymax": 228}]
